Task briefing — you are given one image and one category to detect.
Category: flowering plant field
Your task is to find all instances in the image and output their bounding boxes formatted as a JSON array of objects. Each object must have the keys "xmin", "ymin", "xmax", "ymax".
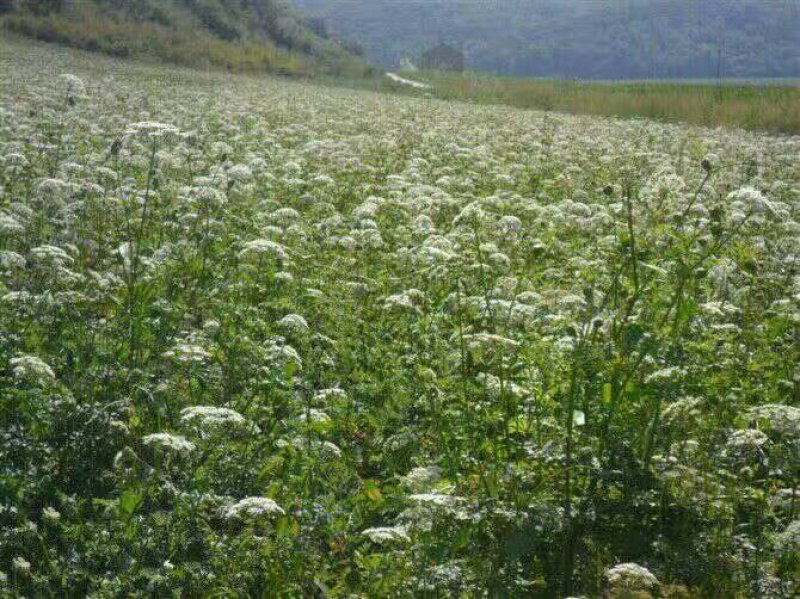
[{"xmin": 1, "ymin": 41, "xmax": 798, "ymax": 596}]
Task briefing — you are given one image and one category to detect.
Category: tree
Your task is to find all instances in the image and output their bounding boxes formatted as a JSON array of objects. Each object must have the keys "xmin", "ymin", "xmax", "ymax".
[{"xmin": 420, "ymin": 43, "xmax": 464, "ymax": 72}]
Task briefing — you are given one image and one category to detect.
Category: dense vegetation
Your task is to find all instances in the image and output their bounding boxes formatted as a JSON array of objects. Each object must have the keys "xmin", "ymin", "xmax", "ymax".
[
  {"xmin": 0, "ymin": 39, "xmax": 798, "ymax": 596},
  {"xmin": 294, "ymin": 0, "xmax": 799, "ymax": 79},
  {"xmin": 1, "ymin": 0, "xmax": 369, "ymax": 76},
  {"xmin": 388, "ymin": 70, "xmax": 800, "ymax": 135}
]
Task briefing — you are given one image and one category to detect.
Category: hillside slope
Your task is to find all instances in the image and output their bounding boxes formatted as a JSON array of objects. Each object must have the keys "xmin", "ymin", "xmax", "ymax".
[
  {"xmin": 1, "ymin": 0, "xmax": 369, "ymax": 76},
  {"xmin": 292, "ymin": 0, "xmax": 799, "ymax": 79}
]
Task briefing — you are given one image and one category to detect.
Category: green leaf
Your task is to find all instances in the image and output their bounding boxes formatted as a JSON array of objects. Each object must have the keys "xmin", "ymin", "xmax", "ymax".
[
  {"xmin": 602, "ymin": 382, "xmax": 612, "ymax": 406},
  {"xmin": 119, "ymin": 487, "xmax": 143, "ymax": 517}
]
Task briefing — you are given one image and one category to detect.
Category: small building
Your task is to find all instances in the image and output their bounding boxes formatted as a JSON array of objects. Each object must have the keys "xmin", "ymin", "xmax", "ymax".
[{"xmin": 420, "ymin": 43, "xmax": 464, "ymax": 72}]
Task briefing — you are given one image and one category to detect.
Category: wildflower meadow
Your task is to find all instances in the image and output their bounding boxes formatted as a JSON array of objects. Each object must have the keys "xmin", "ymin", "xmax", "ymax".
[{"xmin": 0, "ymin": 41, "xmax": 798, "ymax": 596}]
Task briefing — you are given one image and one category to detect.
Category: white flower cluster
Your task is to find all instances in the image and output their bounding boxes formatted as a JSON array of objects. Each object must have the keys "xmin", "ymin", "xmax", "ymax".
[
  {"xmin": 142, "ymin": 433, "xmax": 196, "ymax": 455},
  {"xmin": 239, "ymin": 239, "xmax": 288, "ymax": 262},
  {"xmin": 725, "ymin": 429, "xmax": 769, "ymax": 465},
  {"xmin": 29, "ymin": 245, "xmax": 74, "ymax": 265},
  {"xmin": 603, "ymin": 562, "xmax": 660, "ymax": 592},
  {"xmin": 124, "ymin": 121, "xmax": 180, "ymax": 139},
  {"xmin": 59, "ymin": 73, "xmax": 86, "ymax": 99},
  {"xmin": 314, "ymin": 388, "xmax": 348, "ymax": 404},
  {"xmin": 277, "ymin": 313, "xmax": 309, "ymax": 335},
  {"xmin": 11, "ymin": 354, "xmax": 55, "ymax": 381},
  {"xmin": 11, "ymin": 556, "xmax": 31, "ymax": 576},
  {"xmin": 775, "ymin": 519, "xmax": 800, "ymax": 554},
  {"xmin": 161, "ymin": 343, "xmax": 211, "ymax": 365},
  {"xmin": 476, "ymin": 372, "xmax": 529, "ymax": 399},
  {"xmin": 403, "ymin": 465, "xmax": 442, "ymax": 490},
  {"xmin": 749, "ymin": 404, "xmax": 800, "ymax": 438},
  {"xmin": 264, "ymin": 336, "xmax": 303, "ymax": 371},
  {"xmin": 298, "ymin": 408, "xmax": 332, "ymax": 425},
  {"xmin": 222, "ymin": 497, "xmax": 285, "ymax": 521},
  {"xmin": 408, "ymin": 493, "xmax": 462, "ymax": 507},
  {"xmin": 276, "ymin": 436, "xmax": 343, "ymax": 458},
  {"xmin": 383, "ymin": 288, "xmax": 425, "ymax": 314},
  {"xmin": 180, "ymin": 406, "xmax": 257, "ymax": 434},
  {"xmin": 361, "ymin": 525, "xmax": 410, "ymax": 544}
]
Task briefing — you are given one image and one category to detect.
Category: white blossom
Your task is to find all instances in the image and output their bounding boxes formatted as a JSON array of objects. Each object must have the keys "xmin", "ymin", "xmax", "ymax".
[
  {"xmin": 277, "ymin": 313, "xmax": 309, "ymax": 335},
  {"xmin": 603, "ymin": 562, "xmax": 659, "ymax": 592},
  {"xmin": 223, "ymin": 497, "xmax": 285, "ymax": 520},
  {"xmin": 124, "ymin": 121, "xmax": 180, "ymax": 138},
  {"xmin": 11, "ymin": 354, "xmax": 55, "ymax": 381},
  {"xmin": 361, "ymin": 525, "xmax": 410, "ymax": 544},
  {"xmin": 11, "ymin": 556, "xmax": 31, "ymax": 576},
  {"xmin": 239, "ymin": 239, "xmax": 288, "ymax": 261},
  {"xmin": 142, "ymin": 433, "xmax": 195, "ymax": 455},
  {"xmin": 162, "ymin": 343, "xmax": 211, "ymax": 364},
  {"xmin": 180, "ymin": 406, "xmax": 256, "ymax": 433}
]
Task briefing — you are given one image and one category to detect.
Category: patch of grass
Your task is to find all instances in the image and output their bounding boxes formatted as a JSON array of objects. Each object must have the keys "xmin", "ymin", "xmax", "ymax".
[{"xmin": 408, "ymin": 70, "xmax": 800, "ymax": 134}]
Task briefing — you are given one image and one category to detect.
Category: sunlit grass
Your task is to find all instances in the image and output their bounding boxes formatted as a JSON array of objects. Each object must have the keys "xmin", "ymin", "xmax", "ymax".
[{"xmin": 407, "ymin": 70, "xmax": 800, "ymax": 134}]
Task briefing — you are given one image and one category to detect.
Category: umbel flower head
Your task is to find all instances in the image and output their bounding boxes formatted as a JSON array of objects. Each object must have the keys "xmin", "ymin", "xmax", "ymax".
[
  {"xmin": 227, "ymin": 164, "xmax": 253, "ymax": 183},
  {"xmin": 403, "ymin": 465, "xmax": 443, "ymax": 491},
  {"xmin": 42, "ymin": 507, "xmax": 61, "ymax": 525},
  {"xmin": 11, "ymin": 354, "xmax": 55, "ymax": 382},
  {"xmin": 264, "ymin": 336, "xmax": 303, "ymax": 371},
  {"xmin": 277, "ymin": 313, "xmax": 310, "ymax": 336},
  {"xmin": 314, "ymin": 388, "xmax": 348, "ymax": 404},
  {"xmin": 775, "ymin": 519, "xmax": 800, "ymax": 554},
  {"xmin": 180, "ymin": 406, "xmax": 258, "ymax": 434},
  {"xmin": 408, "ymin": 493, "xmax": 462, "ymax": 507},
  {"xmin": 603, "ymin": 562, "xmax": 660, "ymax": 594},
  {"xmin": 162, "ymin": 343, "xmax": 211, "ymax": 365},
  {"xmin": 29, "ymin": 245, "xmax": 74, "ymax": 265},
  {"xmin": 142, "ymin": 433, "xmax": 195, "ymax": 455},
  {"xmin": 298, "ymin": 408, "xmax": 331, "ymax": 425},
  {"xmin": 361, "ymin": 525, "xmax": 410, "ymax": 545},
  {"xmin": 724, "ymin": 429, "xmax": 769, "ymax": 467},
  {"xmin": 748, "ymin": 404, "xmax": 800, "ymax": 437},
  {"xmin": 59, "ymin": 73, "xmax": 86, "ymax": 100},
  {"xmin": 727, "ymin": 186, "xmax": 774, "ymax": 215},
  {"xmin": 124, "ymin": 121, "xmax": 180, "ymax": 139},
  {"xmin": 383, "ymin": 288, "xmax": 425, "ymax": 314},
  {"xmin": 222, "ymin": 497, "xmax": 285, "ymax": 521},
  {"xmin": 239, "ymin": 238, "xmax": 288, "ymax": 262},
  {"xmin": 0, "ymin": 212, "xmax": 24, "ymax": 236},
  {"xmin": 11, "ymin": 556, "xmax": 31, "ymax": 576}
]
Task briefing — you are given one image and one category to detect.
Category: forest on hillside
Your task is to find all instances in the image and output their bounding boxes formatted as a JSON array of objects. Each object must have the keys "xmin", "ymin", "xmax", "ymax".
[{"xmin": 293, "ymin": 0, "xmax": 800, "ymax": 79}]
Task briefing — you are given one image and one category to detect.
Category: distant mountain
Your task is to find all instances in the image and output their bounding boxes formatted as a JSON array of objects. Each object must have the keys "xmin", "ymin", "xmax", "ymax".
[
  {"xmin": 291, "ymin": 0, "xmax": 799, "ymax": 79},
  {"xmin": 1, "ymin": 0, "xmax": 369, "ymax": 76}
]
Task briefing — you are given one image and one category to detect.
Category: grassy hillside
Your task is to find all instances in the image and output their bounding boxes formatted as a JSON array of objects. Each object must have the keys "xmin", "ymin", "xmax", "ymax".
[
  {"xmin": 293, "ymin": 0, "xmax": 799, "ymax": 79},
  {"xmin": 387, "ymin": 70, "xmax": 800, "ymax": 135},
  {"xmin": 1, "ymin": 0, "xmax": 370, "ymax": 77}
]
